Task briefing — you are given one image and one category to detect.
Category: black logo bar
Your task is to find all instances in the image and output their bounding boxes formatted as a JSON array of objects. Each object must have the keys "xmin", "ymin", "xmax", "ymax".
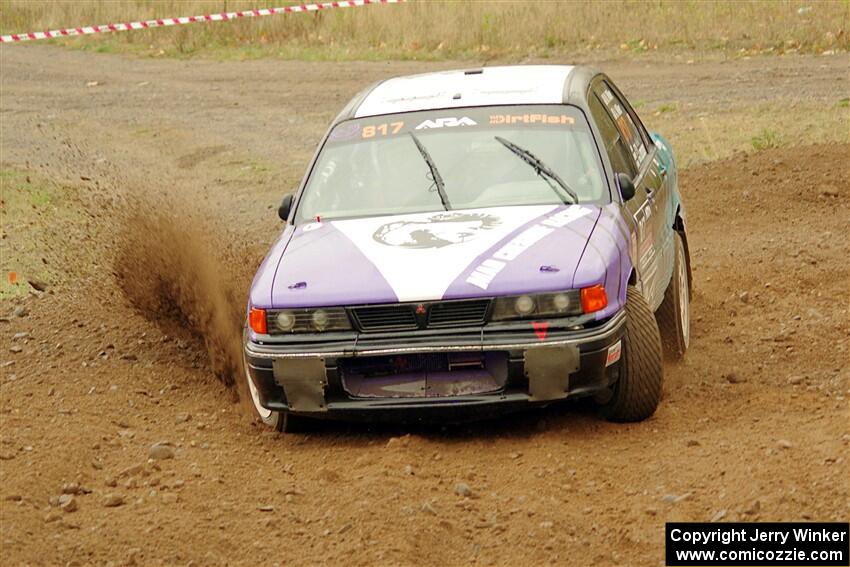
[{"xmin": 666, "ymin": 522, "xmax": 849, "ymax": 566}]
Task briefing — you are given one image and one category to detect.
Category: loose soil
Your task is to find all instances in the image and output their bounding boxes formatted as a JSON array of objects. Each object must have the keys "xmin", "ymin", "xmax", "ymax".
[{"xmin": 1, "ymin": 46, "xmax": 848, "ymax": 566}]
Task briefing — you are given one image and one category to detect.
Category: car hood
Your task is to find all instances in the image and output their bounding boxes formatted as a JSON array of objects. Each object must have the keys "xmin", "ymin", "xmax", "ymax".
[{"xmin": 251, "ymin": 204, "xmax": 615, "ymax": 309}]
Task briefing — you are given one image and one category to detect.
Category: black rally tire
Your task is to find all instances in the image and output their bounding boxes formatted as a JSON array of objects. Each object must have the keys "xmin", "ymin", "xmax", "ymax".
[
  {"xmin": 242, "ymin": 331, "xmax": 312, "ymax": 434},
  {"xmin": 656, "ymin": 231, "xmax": 690, "ymax": 361},
  {"xmin": 245, "ymin": 373, "xmax": 311, "ymax": 434},
  {"xmin": 279, "ymin": 412, "xmax": 312, "ymax": 434},
  {"xmin": 244, "ymin": 352, "xmax": 285, "ymax": 430},
  {"xmin": 601, "ymin": 286, "xmax": 664, "ymax": 422}
]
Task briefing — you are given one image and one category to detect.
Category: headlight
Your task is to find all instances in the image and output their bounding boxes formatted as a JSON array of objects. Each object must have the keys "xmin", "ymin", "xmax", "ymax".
[
  {"xmin": 275, "ymin": 311, "xmax": 296, "ymax": 332},
  {"xmin": 311, "ymin": 309, "xmax": 330, "ymax": 331},
  {"xmin": 491, "ymin": 287, "xmax": 605, "ymax": 321},
  {"xmin": 265, "ymin": 307, "xmax": 352, "ymax": 334},
  {"xmin": 552, "ymin": 292, "xmax": 571, "ymax": 311},
  {"xmin": 514, "ymin": 295, "xmax": 535, "ymax": 315}
]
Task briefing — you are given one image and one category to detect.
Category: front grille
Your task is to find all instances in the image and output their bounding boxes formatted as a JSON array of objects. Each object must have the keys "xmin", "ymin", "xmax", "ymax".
[
  {"xmin": 351, "ymin": 305, "xmax": 418, "ymax": 332},
  {"xmin": 342, "ymin": 353, "xmax": 451, "ymax": 376},
  {"xmin": 340, "ymin": 352, "xmax": 507, "ymax": 398},
  {"xmin": 350, "ymin": 299, "xmax": 492, "ymax": 333},
  {"xmin": 427, "ymin": 299, "xmax": 490, "ymax": 327}
]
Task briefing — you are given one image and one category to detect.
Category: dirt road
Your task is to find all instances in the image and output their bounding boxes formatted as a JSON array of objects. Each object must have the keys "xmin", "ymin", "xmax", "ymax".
[{"xmin": 1, "ymin": 46, "xmax": 848, "ymax": 566}]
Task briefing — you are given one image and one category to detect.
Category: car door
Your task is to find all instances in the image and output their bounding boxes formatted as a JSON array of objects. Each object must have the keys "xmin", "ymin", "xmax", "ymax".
[
  {"xmin": 603, "ymin": 79, "xmax": 677, "ymax": 308},
  {"xmin": 588, "ymin": 78, "xmax": 667, "ymax": 309}
]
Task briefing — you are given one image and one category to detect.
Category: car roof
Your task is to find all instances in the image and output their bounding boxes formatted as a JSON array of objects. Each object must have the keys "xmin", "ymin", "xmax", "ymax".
[{"xmin": 348, "ymin": 65, "xmax": 594, "ymax": 119}]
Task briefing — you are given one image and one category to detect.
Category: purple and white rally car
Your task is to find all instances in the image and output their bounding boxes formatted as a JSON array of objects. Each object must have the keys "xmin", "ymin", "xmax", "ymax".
[{"xmin": 244, "ymin": 65, "xmax": 691, "ymax": 432}]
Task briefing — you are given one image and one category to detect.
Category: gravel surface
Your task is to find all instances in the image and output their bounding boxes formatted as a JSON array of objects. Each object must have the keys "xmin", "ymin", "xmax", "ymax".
[{"xmin": 1, "ymin": 45, "xmax": 848, "ymax": 566}]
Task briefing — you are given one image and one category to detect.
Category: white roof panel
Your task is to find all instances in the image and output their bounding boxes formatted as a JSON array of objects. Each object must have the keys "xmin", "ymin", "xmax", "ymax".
[{"xmin": 354, "ymin": 65, "xmax": 575, "ymax": 118}]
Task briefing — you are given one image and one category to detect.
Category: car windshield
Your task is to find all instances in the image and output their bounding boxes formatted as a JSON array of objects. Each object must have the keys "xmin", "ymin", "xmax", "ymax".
[{"xmin": 294, "ymin": 105, "xmax": 607, "ymax": 223}]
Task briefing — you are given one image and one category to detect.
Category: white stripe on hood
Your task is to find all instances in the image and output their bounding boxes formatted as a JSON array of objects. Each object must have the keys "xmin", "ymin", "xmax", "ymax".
[{"xmin": 332, "ymin": 205, "xmax": 558, "ymax": 302}]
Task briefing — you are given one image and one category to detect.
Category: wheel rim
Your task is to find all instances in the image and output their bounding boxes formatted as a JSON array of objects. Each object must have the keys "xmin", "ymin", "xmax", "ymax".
[
  {"xmin": 244, "ymin": 357, "xmax": 272, "ymax": 420},
  {"xmin": 678, "ymin": 241, "xmax": 690, "ymax": 348}
]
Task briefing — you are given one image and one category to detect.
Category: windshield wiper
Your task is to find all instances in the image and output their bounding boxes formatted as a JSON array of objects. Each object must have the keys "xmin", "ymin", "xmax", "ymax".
[
  {"xmin": 494, "ymin": 136, "xmax": 580, "ymax": 205},
  {"xmin": 408, "ymin": 132, "xmax": 451, "ymax": 211}
]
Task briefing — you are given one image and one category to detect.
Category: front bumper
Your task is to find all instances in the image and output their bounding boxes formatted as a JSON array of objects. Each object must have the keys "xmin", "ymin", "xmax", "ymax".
[{"xmin": 244, "ymin": 310, "xmax": 625, "ymax": 422}]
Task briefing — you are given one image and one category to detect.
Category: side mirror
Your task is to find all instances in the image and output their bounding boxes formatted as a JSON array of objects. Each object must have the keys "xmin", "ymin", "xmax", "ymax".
[
  {"xmin": 617, "ymin": 173, "xmax": 636, "ymax": 202},
  {"xmin": 278, "ymin": 194, "xmax": 294, "ymax": 221}
]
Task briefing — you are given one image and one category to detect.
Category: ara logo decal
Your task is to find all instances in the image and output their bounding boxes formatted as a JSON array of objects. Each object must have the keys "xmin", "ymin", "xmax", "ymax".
[
  {"xmin": 414, "ymin": 117, "xmax": 477, "ymax": 130},
  {"xmin": 373, "ymin": 212, "xmax": 501, "ymax": 249}
]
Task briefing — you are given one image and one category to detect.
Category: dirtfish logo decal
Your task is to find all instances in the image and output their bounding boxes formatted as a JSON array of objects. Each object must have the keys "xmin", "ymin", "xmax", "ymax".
[{"xmin": 415, "ymin": 117, "xmax": 477, "ymax": 130}]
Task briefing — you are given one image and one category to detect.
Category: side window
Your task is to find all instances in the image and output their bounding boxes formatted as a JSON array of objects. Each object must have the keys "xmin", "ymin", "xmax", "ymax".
[
  {"xmin": 588, "ymin": 92, "xmax": 637, "ymax": 178},
  {"xmin": 600, "ymin": 81, "xmax": 648, "ymax": 167}
]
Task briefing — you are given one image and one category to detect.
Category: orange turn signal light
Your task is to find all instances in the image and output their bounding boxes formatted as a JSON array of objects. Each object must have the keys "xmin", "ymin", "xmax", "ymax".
[
  {"xmin": 249, "ymin": 307, "xmax": 267, "ymax": 334},
  {"xmin": 580, "ymin": 284, "xmax": 608, "ymax": 314}
]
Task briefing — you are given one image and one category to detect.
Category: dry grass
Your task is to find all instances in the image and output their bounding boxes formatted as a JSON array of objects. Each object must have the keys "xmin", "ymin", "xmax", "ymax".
[{"xmin": 0, "ymin": 0, "xmax": 847, "ymax": 60}]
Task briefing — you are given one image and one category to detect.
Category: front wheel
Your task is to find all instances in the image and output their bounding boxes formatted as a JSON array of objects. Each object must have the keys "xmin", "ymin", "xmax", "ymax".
[
  {"xmin": 656, "ymin": 231, "xmax": 690, "ymax": 361},
  {"xmin": 244, "ymin": 352, "xmax": 284, "ymax": 430},
  {"xmin": 599, "ymin": 286, "xmax": 664, "ymax": 422},
  {"xmin": 243, "ymin": 353, "xmax": 313, "ymax": 433},
  {"xmin": 279, "ymin": 412, "xmax": 313, "ymax": 433}
]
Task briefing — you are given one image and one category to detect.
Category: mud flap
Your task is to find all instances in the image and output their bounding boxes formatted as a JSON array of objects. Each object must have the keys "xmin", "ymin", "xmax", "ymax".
[
  {"xmin": 526, "ymin": 345, "xmax": 579, "ymax": 401},
  {"xmin": 273, "ymin": 358, "xmax": 328, "ymax": 412}
]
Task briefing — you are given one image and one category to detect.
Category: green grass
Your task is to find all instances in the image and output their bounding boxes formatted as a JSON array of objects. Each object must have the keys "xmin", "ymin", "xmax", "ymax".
[
  {"xmin": 229, "ymin": 157, "xmax": 275, "ymax": 178},
  {"xmin": 644, "ymin": 101, "xmax": 847, "ymax": 166},
  {"xmin": 0, "ymin": 0, "xmax": 846, "ymax": 61},
  {"xmin": 623, "ymin": 38, "xmax": 650, "ymax": 53},
  {"xmin": 28, "ymin": 188, "xmax": 54, "ymax": 208},
  {"xmin": 838, "ymin": 98, "xmax": 850, "ymax": 108},
  {"xmin": 0, "ymin": 169, "xmax": 78, "ymax": 299},
  {"xmin": 750, "ymin": 128, "xmax": 783, "ymax": 151}
]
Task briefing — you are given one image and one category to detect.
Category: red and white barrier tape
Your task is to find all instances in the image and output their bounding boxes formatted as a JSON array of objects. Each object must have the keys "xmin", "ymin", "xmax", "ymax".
[{"xmin": 0, "ymin": 0, "xmax": 403, "ymax": 44}]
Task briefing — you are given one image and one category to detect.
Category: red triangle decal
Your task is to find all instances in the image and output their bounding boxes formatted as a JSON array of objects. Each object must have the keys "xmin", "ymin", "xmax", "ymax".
[{"xmin": 532, "ymin": 321, "xmax": 549, "ymax": 341}]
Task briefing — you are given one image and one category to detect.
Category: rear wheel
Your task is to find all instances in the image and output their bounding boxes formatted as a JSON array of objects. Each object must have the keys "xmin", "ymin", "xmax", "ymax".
[
  {"xmin": 599, "ymin": 286, "xmax": 664, "ymax": 422},
  {"xmin": 656, "ymin": 232, "xmax": 690, "ymax": 360}
]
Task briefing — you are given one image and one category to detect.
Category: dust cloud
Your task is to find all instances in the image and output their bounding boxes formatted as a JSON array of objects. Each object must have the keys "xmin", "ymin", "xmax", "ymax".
[{"xmin": 114, "ymin": 194, "xmax": 253, "ymax": 393}]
